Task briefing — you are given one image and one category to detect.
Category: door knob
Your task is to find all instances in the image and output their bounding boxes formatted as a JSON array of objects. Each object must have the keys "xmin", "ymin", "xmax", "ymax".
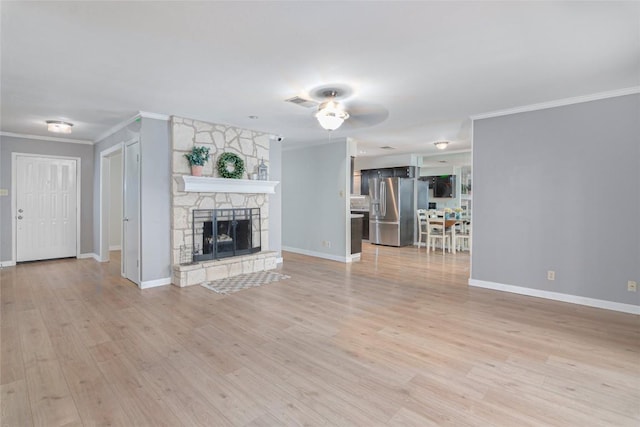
[
  {"xmin": 123, "ymin": 217, "xmax": 129, "ymax": 222},
  {"xmin": 17, "ymin": 216, "xmax": 23, "ymax": 220},
  {"xmin": 18, "ymin": 209, "xmax": 23, "ymax": 213}
]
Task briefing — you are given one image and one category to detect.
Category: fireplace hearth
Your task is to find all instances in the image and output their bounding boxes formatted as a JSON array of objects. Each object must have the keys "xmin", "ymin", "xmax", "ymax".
[{"xmin": 191, "ymin": 208, "xmax": 261, "ymax": 262}]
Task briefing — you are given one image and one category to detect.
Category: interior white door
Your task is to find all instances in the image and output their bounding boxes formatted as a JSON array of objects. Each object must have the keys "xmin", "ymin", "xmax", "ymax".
[
  {"xmin": 16, "ymin": 156, "xmax": 77, "ymax": 262},
  {"xmin": 123, "ymin": 140, "xmax": 140, "ymax": 285}
]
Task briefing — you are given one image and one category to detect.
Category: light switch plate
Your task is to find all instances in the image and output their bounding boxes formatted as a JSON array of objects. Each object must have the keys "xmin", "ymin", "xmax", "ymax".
[{"xmin": 0, "ymin": 189, "xmax": 8, "ymax": 196}]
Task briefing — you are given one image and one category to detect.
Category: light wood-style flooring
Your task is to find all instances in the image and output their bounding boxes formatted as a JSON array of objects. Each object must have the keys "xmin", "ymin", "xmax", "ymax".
[{"xmin": 1, "ymin": 245, "xmax": 638, "ymax": 426}]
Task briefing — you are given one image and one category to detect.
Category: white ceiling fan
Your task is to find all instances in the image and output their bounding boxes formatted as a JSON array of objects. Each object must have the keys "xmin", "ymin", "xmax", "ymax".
[
  {"xmin": 285, "ymin": 84, "xmax": 388, "ymax": 131},
  {"xmin": 314, "ymin": 90, "xmax": 350, "ymax": 131}
]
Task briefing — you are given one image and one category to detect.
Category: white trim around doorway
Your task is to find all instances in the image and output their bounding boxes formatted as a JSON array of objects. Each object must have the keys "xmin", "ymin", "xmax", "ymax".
[
  {"xmin": 98, "ymin": 142, "xmax": 124, "ymax": 263},
  {"xmin": 11, "ymin": 153, "xmax": 82, "ymax": 265}
]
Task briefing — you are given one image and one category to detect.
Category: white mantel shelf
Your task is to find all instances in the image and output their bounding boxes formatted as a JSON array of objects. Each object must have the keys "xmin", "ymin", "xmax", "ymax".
[{"xmin": 177, "ymin": 175, "xmax": 279, "ymax": 194}]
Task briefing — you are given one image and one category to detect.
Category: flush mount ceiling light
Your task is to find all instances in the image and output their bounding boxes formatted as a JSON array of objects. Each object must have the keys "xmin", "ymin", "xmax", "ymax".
[
  {"xmin": 315, "ymin": 90, "xmax": 350, "ymax": 131},
  {"xmin": 46, "ymin": 120, "xmax": 74, "ymax": 134},
  {"xmin": 434, "ymin": 141, "xmax": 449, "ymax": 150}
]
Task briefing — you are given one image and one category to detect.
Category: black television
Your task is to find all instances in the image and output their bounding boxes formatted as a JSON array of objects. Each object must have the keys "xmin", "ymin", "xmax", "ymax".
[{"xmin": 433, "ymin": 175, "xmax": 456, "ymax": 198}]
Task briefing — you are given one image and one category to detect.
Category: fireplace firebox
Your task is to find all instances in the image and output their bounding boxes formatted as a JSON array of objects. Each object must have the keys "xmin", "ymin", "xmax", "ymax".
[{"xmin": 192, "ymin": 208, "xmax": 261, "ymax": 262}]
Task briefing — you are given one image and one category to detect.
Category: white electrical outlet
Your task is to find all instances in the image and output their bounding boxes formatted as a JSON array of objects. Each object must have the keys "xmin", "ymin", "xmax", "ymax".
[
  {"xmin": 547, "ymin": 270, "xmax": 555, "ymax": 281},
  {"xmin": 628, "ymin": 281, "xmax": 637, "ymax": 292}
]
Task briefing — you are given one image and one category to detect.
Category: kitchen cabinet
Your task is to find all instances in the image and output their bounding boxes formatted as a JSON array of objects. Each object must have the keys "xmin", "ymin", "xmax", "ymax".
[
  {"xmin": 392, "ymin": 167, "xmax": 415, "ymax": 178},
  {"xmin": 361, "ymin": 211, "xmax": 369, "ymax": 240},
  {"xmin": 360, "ymin": 166, "xmax": 415, "ymax": 196},
  {"xmin": 360, "ymin": 170, "xmax": 372, "ymax": 196},
  {"xmin": 351, "ymin": 215, "xmax": 363, "ymax": 254},
  {"xmin": 352, "ymin": 210, "xmax": 369, "ymax": 240},
  {"xmin": 353, "ymin": 173, "xmax": 361, "ymax": 195}
]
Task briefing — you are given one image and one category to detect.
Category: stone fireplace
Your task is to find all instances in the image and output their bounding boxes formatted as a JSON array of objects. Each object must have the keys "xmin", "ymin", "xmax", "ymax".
[{"xmin": 170, "ymin": 116, "xmax": 278, "ymax": 287}]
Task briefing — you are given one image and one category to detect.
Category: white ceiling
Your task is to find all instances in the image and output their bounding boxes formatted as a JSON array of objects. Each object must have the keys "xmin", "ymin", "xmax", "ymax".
[{"xmin": 1, "ymin": 1, "xmax": 639, "ymax": 156}]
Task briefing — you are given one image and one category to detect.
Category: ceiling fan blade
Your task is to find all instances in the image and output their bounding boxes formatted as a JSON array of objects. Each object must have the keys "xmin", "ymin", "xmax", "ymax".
[{"xmin": 343, "ymin": 101, "xmax": 389, "ymax": 128}]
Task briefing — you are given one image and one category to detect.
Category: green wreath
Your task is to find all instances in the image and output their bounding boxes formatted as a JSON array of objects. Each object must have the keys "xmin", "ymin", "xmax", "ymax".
[{"xmin": 217, "ymin": 152, "xmax": 245, "ymax": 179}]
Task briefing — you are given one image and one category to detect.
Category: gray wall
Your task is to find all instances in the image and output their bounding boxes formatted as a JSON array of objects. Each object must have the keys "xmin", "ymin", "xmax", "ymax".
[
  {"xmin": 282, "ymin": 139, "xmax": 349, "ymax": 260},
  {"xmin": 93, "ymin": 117, "xmax": 171, "ymax": 283},
  {"xmin": 0, "ymin": 135, "xmax": 95, "ymax": 261},
  {"xmin": 472, "ymin": 93, "xmax": 639, "ymax": 306},
  {"xmin": 139, "ymin": 117, "xmax": 171, "ymax": 282},
  {"xmin": 93, "ymin": 119, "xmax": 141, "ymax": 256},
  {"xmin": 269, "ymin": 137, "xmax": 282, "ymax": 259}
]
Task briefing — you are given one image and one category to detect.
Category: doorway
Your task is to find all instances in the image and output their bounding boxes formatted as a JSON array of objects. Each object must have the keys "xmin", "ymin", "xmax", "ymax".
[
  {"xmin": 13, "ymin": 154, "xmax": 80, "ymax": 262},
  {"xmin": 123, "ymin": 139, "xmax": 140, "ymax": 285},
  {"xmin": 99, "ymin": 139, "xmax": 140, "ymax": 287},
  {"xmin": 99, "ymin": 144, "xmax": 122, "ymax": 263}
]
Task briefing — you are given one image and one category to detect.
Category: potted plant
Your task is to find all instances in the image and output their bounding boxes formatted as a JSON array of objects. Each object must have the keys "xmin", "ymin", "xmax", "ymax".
[{"xmin": 184, "ymin": 146, "xmax": 210, "ymax": 176}]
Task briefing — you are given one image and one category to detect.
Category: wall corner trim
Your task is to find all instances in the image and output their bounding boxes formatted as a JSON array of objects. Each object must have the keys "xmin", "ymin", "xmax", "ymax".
[
  {"xmin": 0, "ymin": 131, "xmax": 93, "ymax": 145},
  {"xmin": 469, "ymin": 279, "xmax": 640, "ymax": 315},
  {"xmin": 94, "ymin": 114, "xmax": 141, "ymax": 143},
  {"xmin": 93, "ymin": 111, "xmax": 167, "ymax": 143},
  {"xmin": 78, "ymin": 253, "xmax": 101, "ymax": 261},
  {"xmin": 139, "ymin": 111, "xmax": 170, "ymax": 121},
  {"xmin": 140, "ymin": 277, "xmax": 172, "ymax": 289}
]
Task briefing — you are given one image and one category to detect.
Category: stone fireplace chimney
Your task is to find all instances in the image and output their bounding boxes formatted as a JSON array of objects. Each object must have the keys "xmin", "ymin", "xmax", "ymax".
[{"xmin": 170, "ymin": 117, "xmax": 278, "ymax": 287}]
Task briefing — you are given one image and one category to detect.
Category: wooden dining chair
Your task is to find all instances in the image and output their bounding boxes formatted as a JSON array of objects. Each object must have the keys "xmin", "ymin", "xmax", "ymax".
[
  {"xmin": 427, "ymin": 216, "xmax": 451, "ymax": 253},
  {"xmin": 455, "ymin": 222, "xmax": 471, "ymax": 252}
]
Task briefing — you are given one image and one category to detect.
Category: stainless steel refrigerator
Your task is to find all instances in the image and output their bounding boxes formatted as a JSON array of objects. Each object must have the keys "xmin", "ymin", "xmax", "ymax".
[{"xmin": 369, "ymin": 177, "xmax": 415, "ymax": 246}]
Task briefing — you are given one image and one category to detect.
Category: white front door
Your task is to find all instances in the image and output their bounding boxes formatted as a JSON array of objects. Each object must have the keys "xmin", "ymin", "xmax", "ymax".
[
  {"xmin": 123, "ymin": 140, "xmax": 140, "ymax": 285},
  {"xmin": 16, "ymin": 156, "xmax": 78, "ymax": 262}
]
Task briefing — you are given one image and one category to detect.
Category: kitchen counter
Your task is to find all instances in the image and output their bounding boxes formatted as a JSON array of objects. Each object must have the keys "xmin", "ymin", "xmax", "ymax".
[{"xmin": 350, "ymin": 213, "xmax": 364, "ymax": 219}]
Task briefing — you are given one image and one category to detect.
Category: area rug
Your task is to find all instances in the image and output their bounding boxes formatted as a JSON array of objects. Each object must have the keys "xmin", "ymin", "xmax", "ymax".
[{"xmin": 200, "ymin": 270, "xmax": 291, "ymax": 295}]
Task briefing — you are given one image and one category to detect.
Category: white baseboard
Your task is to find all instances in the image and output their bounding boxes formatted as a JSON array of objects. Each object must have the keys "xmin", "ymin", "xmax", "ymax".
[
  {"xmin": 109, "ymin": 245, "xmax": 122, "ymax": 251},
  {"xmin": 282, "ymin": 246, "xmax": 349, "ymax": 263},
  {"xmin": 347, "ymin": 253, "xmax": 361, "ymax": 263},
  {"xmin": 0, "ymin": 260, "xmax": 16, "ymax": 268},
  {"xmin": 78, "ymin": 253, "xmax": 100, "ymax": 261},
  {"xmin": 469, "ymin": 279, "xmax": 640, "ymax": 315},
  {"xmin": 140, "ymin": 277, "xmax": 172, "ymax": 289},
  {"xmin": 276, "ymin": 257, "xmax": 284, "ymax": 264}
]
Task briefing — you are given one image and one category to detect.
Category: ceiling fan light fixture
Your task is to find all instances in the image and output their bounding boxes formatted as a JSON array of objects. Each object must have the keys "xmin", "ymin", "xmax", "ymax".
[
  {"xmin": 46, "ymin": 120, "xmax": 74, "ymax": 134},
  {"xmin": 434, "ymin": 141, "xmax": 449, "ymax": 150},
  {"xmin": 315, "ymin": 100, "xmax": 349, "ymax": 131}
]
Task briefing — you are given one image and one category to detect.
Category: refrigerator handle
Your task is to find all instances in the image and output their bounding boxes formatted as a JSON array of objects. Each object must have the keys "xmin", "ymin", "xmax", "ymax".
[{"xmin": 380, "ymin": 181, "xmax": 387, "ymax": 216}]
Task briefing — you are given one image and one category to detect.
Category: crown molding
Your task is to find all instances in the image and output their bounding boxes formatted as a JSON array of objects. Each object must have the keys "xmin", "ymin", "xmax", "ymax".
[
  {"xmin": 139, "ymin": 111, "xmax": 170, "ymax": 121},
  {"xmin": 93, "ymin": 113, "xmax": 141, "ymax": 143},
  {"xmin": 471, "ymin": 86, "xmax": 640, "ymax": 121},
  {"xmin": 0, "ymin": 131, "xmax": 93, "ymax": 145},
  {"xmin": 94, "ymin": 111, "xmax": 170, "ymax": 143}
]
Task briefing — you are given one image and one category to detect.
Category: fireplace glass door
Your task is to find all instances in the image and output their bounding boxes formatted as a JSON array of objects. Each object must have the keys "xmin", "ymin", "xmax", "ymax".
[{"xmin": 192, "ymin": 208, "xmax": 261, "ymax": 262}]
